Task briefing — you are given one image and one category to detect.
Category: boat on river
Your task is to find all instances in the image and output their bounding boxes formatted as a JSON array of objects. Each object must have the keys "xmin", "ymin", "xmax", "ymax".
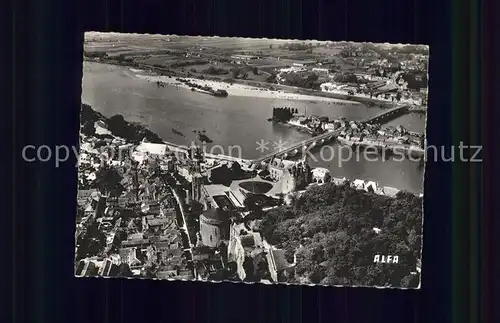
[
  {"xmin": 197, "ymin": 133, "xmax": 213, "ymax": 143},
  {"xmin": 172, "ymin": 128, "xmax": 185, "ymax": 137},
  {"xmin": 213, "ymin": 89, "xmax": 228, "ymax": 97}
]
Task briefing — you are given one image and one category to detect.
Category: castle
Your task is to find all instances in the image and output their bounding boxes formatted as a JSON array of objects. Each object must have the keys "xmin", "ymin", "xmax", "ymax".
[{"xmin": 267, "ymin": 155, "xmax": 312, "ymax": 194}]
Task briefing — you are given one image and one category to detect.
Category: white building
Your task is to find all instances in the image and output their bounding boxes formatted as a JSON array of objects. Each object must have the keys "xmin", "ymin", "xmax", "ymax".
[
  {"xmin": 322, "ymin": 123, "xmax": 337, "ymax": 131},
  {"xmin": 293, "ymin": 60, "xmax": 316, "ymax": 67},
  {"xmin": 132, "ymin": 142, "xmax": 168, "ymax": 163},
  {"xmin": 352, "ymin": 179, "xmax": 366, "ymax": 190},
  {"xmin": 311, "ymin": 167, "xmax": 331, "ymax": 184},
  {"xmin": 230, "ymin": 54, "xmax": 258, "ymax": 61},
  {"xmin": 312, "ymin": 67, "xmax": 330, "ymax": 74},
  {"xmin": 136, "ymin": 142, "xmax": 168, "ymax": 156}
]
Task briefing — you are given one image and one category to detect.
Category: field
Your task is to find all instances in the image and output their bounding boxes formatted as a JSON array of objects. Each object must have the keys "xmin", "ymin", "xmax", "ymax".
[{"xmin": 83, "ymin": 33, "xmax": 386, "ymax": 85}]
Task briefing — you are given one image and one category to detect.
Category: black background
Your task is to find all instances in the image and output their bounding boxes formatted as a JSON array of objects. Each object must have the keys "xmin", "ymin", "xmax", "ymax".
[{"xmin": 9, "ymin": 0, "xmax": 455, "ymax": 322}]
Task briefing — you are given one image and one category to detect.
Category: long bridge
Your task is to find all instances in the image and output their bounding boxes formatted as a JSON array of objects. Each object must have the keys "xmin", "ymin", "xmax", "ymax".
[
  {"xmin": 163, "ymin": 105, "xmax": 416, "ymax": 165},
  {"xmin": 252, "ymin": 105, "xmax": 411, "ymax": 163}
]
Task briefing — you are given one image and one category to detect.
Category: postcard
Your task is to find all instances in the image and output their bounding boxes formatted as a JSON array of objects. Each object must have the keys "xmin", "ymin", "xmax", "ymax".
[{"xmin": 76, "ymin": 32, "xmax": 427, "ymax": 289}]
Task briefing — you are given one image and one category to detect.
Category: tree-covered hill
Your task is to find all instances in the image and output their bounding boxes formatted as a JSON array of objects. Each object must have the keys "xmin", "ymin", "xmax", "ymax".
[
  {"xmin": 80, "ymin": 103, "xmax": 164, "ymax": 144},
  {"xmin": 257, "ymin": 183, "xmax": 423, "ymax": 288}
]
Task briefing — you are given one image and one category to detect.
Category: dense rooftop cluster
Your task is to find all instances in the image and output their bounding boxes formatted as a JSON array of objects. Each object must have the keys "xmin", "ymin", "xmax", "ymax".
[{"xmin": 76, "ymin": 103, "xmax": 423, "ymax": 287}]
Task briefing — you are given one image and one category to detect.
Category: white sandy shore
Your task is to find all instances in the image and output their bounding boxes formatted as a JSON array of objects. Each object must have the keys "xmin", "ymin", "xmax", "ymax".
[{"xmin": 133, "ymin": 70, "xmax": 358, "ymax": 104}]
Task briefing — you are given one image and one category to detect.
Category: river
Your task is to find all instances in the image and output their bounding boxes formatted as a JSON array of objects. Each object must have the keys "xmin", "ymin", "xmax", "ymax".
[{"xmin": 82, "ymin": 62, "xmax": 426, "ymax": 193}]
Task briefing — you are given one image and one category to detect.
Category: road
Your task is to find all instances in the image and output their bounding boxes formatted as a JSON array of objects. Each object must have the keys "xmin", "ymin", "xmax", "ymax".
[
  {"xmin": 170, "ymin": 188, "xmax": 195, "ymax": 270},
  {"xmin": 160, "ymin": 175, "xmax": 196, "ymax": 276}
]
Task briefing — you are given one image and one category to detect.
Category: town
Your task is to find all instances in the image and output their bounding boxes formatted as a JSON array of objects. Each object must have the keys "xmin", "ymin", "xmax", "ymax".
[
  {"xmin": 75, "ymin": 103, "xmax": 422, "ymax": 286},
  {"xmin": 270, "ymin": 106, "xmax": 425, "ymax": 158},
  {"xmin": 78, "ymin": 34, "xmax": 426, "ymax": 288}
]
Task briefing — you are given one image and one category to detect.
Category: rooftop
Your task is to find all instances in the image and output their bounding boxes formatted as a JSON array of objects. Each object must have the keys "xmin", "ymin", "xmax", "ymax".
[
  {"xmin": 293, "ymin": 60, "xmax": 317, "ymax": 65},
  {"xmin": 136, "ymin": 142, "xmax": 168, "ymax": 155},
  {"xmin": 312, "ymin": 167, "xmax": 330, "ymax": 177},
  {"xmin": 212, "ymin": 195, "xmax": 234, "ymax": 211},
  {"xmin": 240, "ymin": 232, "xmax": 263, "ymax": 249},
  {"xmin": 78, "ymin": 189, "xmax": 98, "ymax": 201},
  {"xmin": 201, "ymin": 208, "xmax": 229, "ymax": 222},
  {"xmin": 269, "ymin": 249, "xmax": 294, "ymax": 272},
  {"xmin": 146, "ymin": 217, "xmax": 170, "ymax": 226},
  {"xmin": 203, "ymin": 184, "xmax": 229, "ymax": 198}
]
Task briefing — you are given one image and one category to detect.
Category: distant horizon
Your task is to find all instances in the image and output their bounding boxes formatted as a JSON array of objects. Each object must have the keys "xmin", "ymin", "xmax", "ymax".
[{"xmin": 84, "ymin": 32, "xmax": 429, "ymax": 50}]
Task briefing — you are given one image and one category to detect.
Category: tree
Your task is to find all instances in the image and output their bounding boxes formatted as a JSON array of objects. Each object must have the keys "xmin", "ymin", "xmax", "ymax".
[
  {"xmin": 251, "ymin": 66, "xmax": 259, "ymax": 75},
  {"xmin": 266, "ymin": 73, "xmax": 277, "ymax": 84},
  {"xmin": 281, "ymin": 72, "xmax": 320, "ymax": 90},
  {"xmin": 107, "ymin": 114, "xmax": 126, "ymax": 134},
  {"xmin": 258, "ymin": 169, "xmax": 270, "ymax": 178},
  {"xmin": 256, "ymin": 183, "xmax": 423, "ymax": 287},
  {"xmin": 209, "ymin": 165, "xmax": 233, "ymax": 186},
  {"xmin": 333, "ymin": 72, "xmax": 358, "ymax": 83},
  {"xmin": 230, "ymin": 68, "xmax": 240, "ymax": 79},
  {"xmin": 243, "ymin": 194, "xmax": 266, "ymax": 212},
  {"xmin": 93, "ymin": 166, "xmax": 125, "ymax": 198},
  {"xmin": 81, "ymin": 121, "xmax": 96, "ymax": 136},
  {"xmin": 230, "ymin": 161, "xmax": 242, "ymax": 175}
]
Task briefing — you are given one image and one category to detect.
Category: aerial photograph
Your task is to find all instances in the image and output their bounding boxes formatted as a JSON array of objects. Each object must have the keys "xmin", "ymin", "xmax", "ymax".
[{"xmin": 76, "ymin": 32, "xmax": 428, "ymax": 288}]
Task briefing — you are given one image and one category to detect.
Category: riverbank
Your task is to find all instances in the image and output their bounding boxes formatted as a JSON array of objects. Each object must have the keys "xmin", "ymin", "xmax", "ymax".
[
  {"xmin": 84, "ymin": 58, "xmax": 430, "ymax": 112},
  {"xmin": 137, "ymin": 73, "xmax": 361, "ymax": 103},
  {"xmin": 84, "ymin": 58, "xmax": 360, "ymax": 104}
]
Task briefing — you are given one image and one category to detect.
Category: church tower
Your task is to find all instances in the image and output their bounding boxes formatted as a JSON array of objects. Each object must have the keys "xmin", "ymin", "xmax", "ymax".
[
  {"xmin": 189, "ymin": 145, "xmax": 205, "ymax": 203},
  {"xmin": 301, "ymin": 154, "xmax": 311, "ymax": 185}
]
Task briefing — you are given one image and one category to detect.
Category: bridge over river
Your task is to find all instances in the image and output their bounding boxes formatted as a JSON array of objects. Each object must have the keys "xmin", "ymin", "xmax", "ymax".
[
  {"xmin": 163, "ymin": 105, "xmax": 418, "ymax": 165},
  {"xmin": 252, "ymin": 105, "xmax": 412, "ymax": 163}
]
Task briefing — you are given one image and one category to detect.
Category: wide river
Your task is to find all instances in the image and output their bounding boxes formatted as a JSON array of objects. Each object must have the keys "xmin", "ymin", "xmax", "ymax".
[{"xmin": 82, "ymin": 62, "xmax": 426, "ymax": 193}]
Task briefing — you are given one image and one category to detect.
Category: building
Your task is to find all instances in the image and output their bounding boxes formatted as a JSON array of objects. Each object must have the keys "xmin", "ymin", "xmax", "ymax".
[
  {"xmin": 160, "ymin": 158, "xmax": 176, "ymax": 173},
  {"xmin": 95, "ymin": 120, "xmax": 108, "ymax": 129},
  {"xmin": 381, "ymin": 186, "xmax": 400, "ymax": 197},
  {"xmin": 352, "ymin": 179, "xmax": 366, "ymax": 190},
  {"xmin": 187, "ymin": 146, "xmax": 205, "ymax": 202},
  {"xmin": 201, "ymin": 183, "xmax": 247, "ymax": 212},
  {"xmin": 230, "ymin": 54, "xmax": 258, "ymax": 64},
  {"xmin": 97, "ymin": 258, "xmax": 119, "ymax": 276},
  {"xmin": 77, "ymin": 189, "xmax": 99, "ymax": 206},
  {"xmin": 142, "ymin": 215, "xmax": 175, "ymax": 235},
  {"xmin": 322, "ymin": 122, "xmax": 337, "ymax": 131},
  {"xmin": 293, "ymin": 60, "xmax": 316, "ymax": 67},
  {"xmin": 140, "ymin": 201, "xmax": 161, "ymax": 215},
  {"xmin": 312, "ymin": 67, "xmax": 330, "ymax": 74},
  {"xmin": 227, "ymin": 223, "xmax": 265, "ymax": 281},
  {"xmin": 160, "ymin": 204, "xmax": 177, "ymax": 218},
  {"xmin": 119, "ymin": 247, "xmax": 143, "ymax": 269},
  {"xmin": 75, "ymin": 259, "xmax": 99, "ymax": 277},
  {"xmin": 268, "ymin": 158, "xmax": 300, "ymax": 181},
  {"xmin": 136, "ymin": 142, "xmax": 168, "ymax": 156},
  {"xmin": 176, "ymin": 165, "xmax": 193, "ymax": 182},
  {"xmin": 266, "ymin": 249, "xmax": 295, "ymax": 283},
  {"xmin": 311, "ymin": 167, "xmax": 331, "ymax": 184},
  {"xmin": 191, "ymin": 174, "xmax": 203, "ymax": 202},
  {"xmin": 364, "ymin": 181, "xmax": 380, "ymax": 194},
  {"xmin": 268, "ymin": 157, "xmax": 311, "ymax": 194},
  {"xmin": 199, "ymin": 208, "xmax": 230, "ymax": 248}
]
